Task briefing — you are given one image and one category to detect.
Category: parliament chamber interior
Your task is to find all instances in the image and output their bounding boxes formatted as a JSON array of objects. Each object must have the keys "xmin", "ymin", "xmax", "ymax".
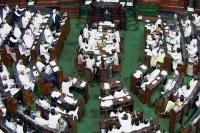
[{"xmin": 0, "ymin": 0, "xmax": 200, "ymax": 133}]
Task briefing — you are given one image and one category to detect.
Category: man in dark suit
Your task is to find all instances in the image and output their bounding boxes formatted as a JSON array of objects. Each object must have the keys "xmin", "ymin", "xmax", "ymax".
[
  {"xmin": 52, "ymin": 10, "xmax": 62, "ymax": 31},
  {"xmin": 103, "ymin": 9, "xmax": 111, "ymax": 22},
  {"xmin": 40, "ymin": 67, "xmax": 58, "ymax": 87}
]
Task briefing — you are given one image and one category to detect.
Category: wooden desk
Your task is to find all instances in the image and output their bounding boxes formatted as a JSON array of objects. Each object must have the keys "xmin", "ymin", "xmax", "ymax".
[
  {"xmin": 139, "ymin": 70, "xmax": 168, "ymax": 107},
  {"xmin": 130, "ymin": 65, "xmax": 148, "ymax": 95},
  {"xmin": 155, "ymin": 74, "xmax": 184, "ymax": 118},
  {"xmin": 100, "ymin": 81, "xmax": 123, "ymax": 97},
  {"xmin": 50, "ymin": 89, "xmax": 85, "ymax": 121},
  {"xmin": 100, "ymin": 94, "xmax": 134, "ymax": 116},
  {"xmin": 87, "ymin": 2, "xmax": 126, "ymax": 29},
  {"xmin": 70, "ymin": 77, "xmax": 89, "ymax": 103}
]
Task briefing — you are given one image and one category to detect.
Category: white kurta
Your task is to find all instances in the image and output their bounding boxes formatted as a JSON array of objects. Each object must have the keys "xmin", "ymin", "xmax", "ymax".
[
  {"xmin": 86, "ymin": 58, "xmax": 95, "ymax": 72},
  {"xmin": 16, "ymin": 63, "xmax": 30, "ymax": 73},
  {"xmin": 171, "ymin": 52, "xmax": 183, "ymax": 70},
  {"xmin": 2, "ymin": 6, "xmax": 10, "ymax": 19},
  {"xmin": 3, "ymin": 23, "xmax": 12, "ymax": 35},
  {"xmin": 19, "ymin": 74, "xmax": 35, "ymax": 91},
  {"xmin": 118, "ymin": 113, "xmax": 132, "ymax": 132},
  {"xmin": 40, "ymin": 45, "xmax": 50, "ymax": 63},
  {"xmin": 44, "ymin": 28, "xmax": 53, "ymax": 44},
  {"xmin": 83, "ymin": 27, "xmax": 89, "ymax": 39},
  {"xmin": 61, "ymin": 81, "xmax": 73, "ymax": 96},
  {"xmin": 23, "ymin": 34, "xmax": 34, "ymax": 48},
  {"xmin": 14, "ymin": 27, "xmax": 22, "ymax": 39},
  {"xmin": 48, "ymin": 113, "xmax": 61, "ymax": 129},
  {"xmin": 22, "ymin": 16, "xmax": 29, "ymax": 28}
]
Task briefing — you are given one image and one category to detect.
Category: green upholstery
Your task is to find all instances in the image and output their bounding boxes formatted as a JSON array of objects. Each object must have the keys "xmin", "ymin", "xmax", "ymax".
[{"xmin": 138, "ymin": 5, "xmax": 159, "ymax": 17}]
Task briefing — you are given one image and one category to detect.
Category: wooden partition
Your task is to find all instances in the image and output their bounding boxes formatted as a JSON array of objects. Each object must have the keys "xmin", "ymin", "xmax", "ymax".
[{"xmin": 137, "ymin": 0, "xmax": 186, "ymax": 12}]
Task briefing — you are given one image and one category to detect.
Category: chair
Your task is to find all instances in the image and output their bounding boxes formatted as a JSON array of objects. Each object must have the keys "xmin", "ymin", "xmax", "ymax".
[
  {"xmin": 99, "ymin": 68, "xmax": 110, "ymax": 82},
  {"xmin": 74, "ymin": 56, "xmax": 84, "ymax": 77},
  {"xmin": 83, "ymin": 67, "xmax": 95, "ymax": 85},
  {"xmin": 21, "ymin": 88, "xmax": 33, "ymax": 106},
  {"xmin": 112, "ymin": 60, "xmax": 122, "ymax": 78},
  {"xmin": 37, "ymin": 77, "xmax": 54, "ymax": 96},
  {"xmin": 6, "ymin": 97, "xmax": 17, "ymax": 117}
]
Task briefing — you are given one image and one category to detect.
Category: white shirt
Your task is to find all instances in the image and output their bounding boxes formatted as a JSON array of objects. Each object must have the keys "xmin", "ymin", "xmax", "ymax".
[
  {"xmin": 86, "ymin": 58, "xmax": 95, "ymax": 72},
  {"xmin": 196, "ymin": 96, "xmax": 200, "ymax": 107},
  {"xmin": 16, "ymin": 63, "xmax": 30, "ymax": 73},
  {"xmin": 35, "ymin": 117, "xmax": 48, "ymax": 126},
  {"xmin": 2, "ymin": 6, "xmax": 10, "ymax": 19},
  {"xmin": 155, "ymin": 18, "xmax": 162, "ymax": 29},
  {"xmin": 44, "ymin": 28, "xmax": 53, "ymax": 44},
  {"xmin": 36, "ymin": 61, "xmax": 45, "ymax": 72},
  {"xmin": 0, "ymin": 64, "xmax": 10, "ymax": 79},
  {"xmin": 114, "ymin": 31, "xmax": 120, "ymax": 43},
  {"xmin": 110, "ymin": 52, "xmax": 119, "ymax": 65},
  {"xmin": 22, "ymin": 16, "xmax": 29, "ymax": 28},
  {"xmin": 83, "ymin": 27, "xmax": 89, "ymax": 39},
  {"xmin": 19, "ymin": 73, "xmax": 32, "ymax": 90},
  {"xmin": 0, "ymin": 27, "xmax": 7, "ymax": 39},
  {"xmin": 5, "ymin": 120, "xmax": 17, "ymax": 132},
  {"xmin": 118, "ymin": 113, "xmax": 132, "ymax": 132},
  {"xmin": 16, "ymin": 124, "xmax": 24, "ymax": 133},
  {"xmin": 14, "ymin": 27, "xmax": 22, "ymax": 39},
  {"xmin": 48, "ymin": 113, "xmax": 61, "ymax": 129},
  {"xmin": 61, "ymin": 81, "xmax": 73, "ymax": 96},
  {"xmin": 184, "ymin": 25, "xmax": 192, "ymax": 37},
  {"xmin": 3, "ymin": 23, "xmax": 12, "ymax": 35},
  {"xmin": 52, "ymin": 13, "xmax": 56, "ymax": 22},
  {"xmin": 187, "ymin": 43, "xmax": 197, "ymax": 58},
  {"xmin": 40, "ymin": 44, "xmax": 49, "ymax": 57},
  {"xmin": 23, "ymin": 33, "xmax": 34, "ymax": 48}
]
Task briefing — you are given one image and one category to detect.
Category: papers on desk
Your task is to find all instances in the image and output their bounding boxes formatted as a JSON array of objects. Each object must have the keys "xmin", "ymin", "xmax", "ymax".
[
  {"xmin": 133, "ymin": 70, "xmax": 143, "ymax": 78},
  {"xmin": 45, "ymin": 14, "xmax": 50, "ymax": 17},
  {"xmin": 51, "ymin": 91, "xmax": 61, "ymax": 98},
  {"xmin": 138, "ymin": 15, "xmax": 142, "ymax": 20},
  {"xmin": 57, "ymin": 100, "xmax": 62, "ymax": 104},
  {"xmin": 152, "ymin": 80, "xmax": 157, "ymax": 85},
  {"xmin": 145, "ymin": 49, "xmax": 152, "ymax": 56},
  {"xmin": 97, "ymin": 56, "xmax": 101, "ymax": 60},
  {"xmin": 42, "ymin": 19, "xmax": 48, "ymax": 23},
  {"xmin": 161, "ymin": 70, "xmax": 168, "ymax": 76},
  {"xmin": 115, "ymin": 81, "xmax": 120, "ymax": 83},
  {"xmin": 64, "ymin": 96, "xmax": 77, "ymax": 104},
  {"xmin": 85, "ymin": 0, "xmax": 92, "ymax": 5},
  {"xmin": 53, "ymin": 66, "xmax": 59, "ymax": 72},
  {"xmin": 80, "ymin": 81, "xmax": 86, "ymax": 87},
  {"xmin": 140, "ymin": 65, "xmax": 147, "ymax": 70},
  {"xmin": 33, "ymin": 71, "xmax": 39, "ymax": 77},
  {"xmin": 50, "ymin": 60, "xmax": 56, "ymax": 66},
  {"xmin": 126, "ymin": 96, "xmax": 131, "ymax": 99},
  {"xmin": 72, "ymin": 78, "xmax": 77, "ymax": 84},
  {"xmin": 94, "ymin": 50, "xmax": 100, "ymax": 55},
  {"xmin": 104, "ymin": 83, "xmax": 110, "ymax": 90},
  {"xmin": 156, "ymin": 76, "xmax": 161, "ymax": 80}
]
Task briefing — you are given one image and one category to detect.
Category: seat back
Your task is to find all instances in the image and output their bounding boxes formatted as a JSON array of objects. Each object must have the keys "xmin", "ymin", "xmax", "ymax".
[
  {"xmin": 83, "ymin": 67, "xmax": 94, "ymax": 82},
  {"xmin": 6, "ymin": 97, "xmax": 17, "ymax": 117},
  {"xmin": 99, "ymin": 68, "xmax": 110, "ymax": 82}
]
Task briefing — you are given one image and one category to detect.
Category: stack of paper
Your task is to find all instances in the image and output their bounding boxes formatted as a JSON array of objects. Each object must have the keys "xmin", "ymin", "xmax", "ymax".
[
  {"xmin": 152, "ymin": 80, "xmax": 157, "ymax": 85},
  {"xmin": 50, "ymin": 60, "xmax": 56, "ymax": 66},
  {"xmin": 53, "ymin": 66, "xmax": 59, "ymax": 72},
  {"xmin": 133, "ymin": 70, "xmax": 143, "ymax": 78},
  {"xmin": 51, "ymin": 91, "xmax": 61, "ymax": 98},
  {"xmin": 140, "ymin": 65, "xmax": 147, "ymax": 70},
  {"xmin": 161, "ymin": 70, "xmax": 168, "ymax": 76},
  {"xmin": 72, "ymin": 78, "xmax": 77, "ymax": 84},
  {"xmin": 80, "ymin": 81, "xmax": 86, "ymax": 87},
  {"xmin": 104, "ymin": 83, "xmax": 110, "ymax": 90}
]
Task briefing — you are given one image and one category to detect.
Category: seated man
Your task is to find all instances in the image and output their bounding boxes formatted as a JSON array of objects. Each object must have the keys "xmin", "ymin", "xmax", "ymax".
[
  {"xmin": 163, "ymin": 95, "xmax": 184, "ymax": 115},
  {"xmin": 16, "ymin": 59, "xmax": 30, "ymax": 74},
  {"xmin": 118, "ymin": 113, "xmax": 132, "ymax": 132},
  {"xmin": 21, "ymin": 14, "xmax": 29, "ymax": 29},
  {"xmin": 9, "ymin": 31, "xmax": 19, "ymax": 49},
  {"xmin": 40, "ymin": 67, "xmax": 58, "ymax": 87},
  {"xmin": 161, "ymin": 78, "xmax": 177, "ymax": 94},
  {"xmin": 19, "ymin": 70, "xmax": 35, "ymax": 92},
  {"xmin": 40, "ymin": 42, "xmax": 51, "ymax": 63},
  {"xmin": 36, "ymin": 95, "xmax": 50, "ymax": 108},
  {"xmin": 23, "ymin": 29, "xmax": 34, "ymax": 49},
  {"xmin": 103, "ymin": 9, "xmax": 111, "ymax": 22},
  {"xmin": 2, "ymin": 75, "xmax": 20, "ymax": 100},
  {"xmin": 48, "ymin": 108, "xmax": 61, "ymax": 129},
  {"xmin": 113, "ymin": 39, "xmax": 120, "ymax": 53},
  {"xmin": 114, "ymin": 88, "xmax": 129, "ymax": 100},
  {"xmin": 108, "ymin": 124, "xmax": 122, "ymax": 133},
  {"xmin": 36, "ymin": 56, "xmax": 53, "ymax": 74},
  {"xmin": 65, "ymin": 105, "xmax": 79, "ymax": 121},
  {"xmin": 85, "ymin": 53, "xmax": 96, "ymax": 73},
  {"xmin": 57, "ymin": 117, "xmax": 67, "ymax": 132},
  {"xmin": 61, "ymin": 77, "xmax": 73, "ymax": 96},
  {"xmin": 13, "ymin": 5, "xmax": 25, "ymax": 22},
  {"xmin": 2, "ymin": 20, "xmax": 12, "ymax": 35},
  {"xmin": 5, "ymin": 116, "xmax": 17, "ymax": 132},
  {"xmin": 170, "ymin": 48, "xmax": 183, "ymax": 70},
  {"xmin": 2, "ymin": 3, "xmax": 10, "ymax": 20},
  {"xmin": 44, "ymin": 24, "xmax": 55, "ymax": 44},
  {"xmin": 13, "ymin": 23, "xmax": 22, "ymax": 39},
  {"xmin": 0, "ymin": 60, "xmax": 10, "ymax": 79}
]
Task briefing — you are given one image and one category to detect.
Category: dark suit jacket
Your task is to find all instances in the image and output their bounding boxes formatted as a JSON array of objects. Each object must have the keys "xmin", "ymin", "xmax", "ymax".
[{"xmin": 103, "ymin": 13, "xmax": 111, "ymax": 22}]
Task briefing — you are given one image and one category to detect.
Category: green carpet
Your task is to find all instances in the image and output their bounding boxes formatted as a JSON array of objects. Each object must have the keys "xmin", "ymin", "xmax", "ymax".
[{"xmin": 57, "ymin": 18, "xmax": 195, "ymax": 133}]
